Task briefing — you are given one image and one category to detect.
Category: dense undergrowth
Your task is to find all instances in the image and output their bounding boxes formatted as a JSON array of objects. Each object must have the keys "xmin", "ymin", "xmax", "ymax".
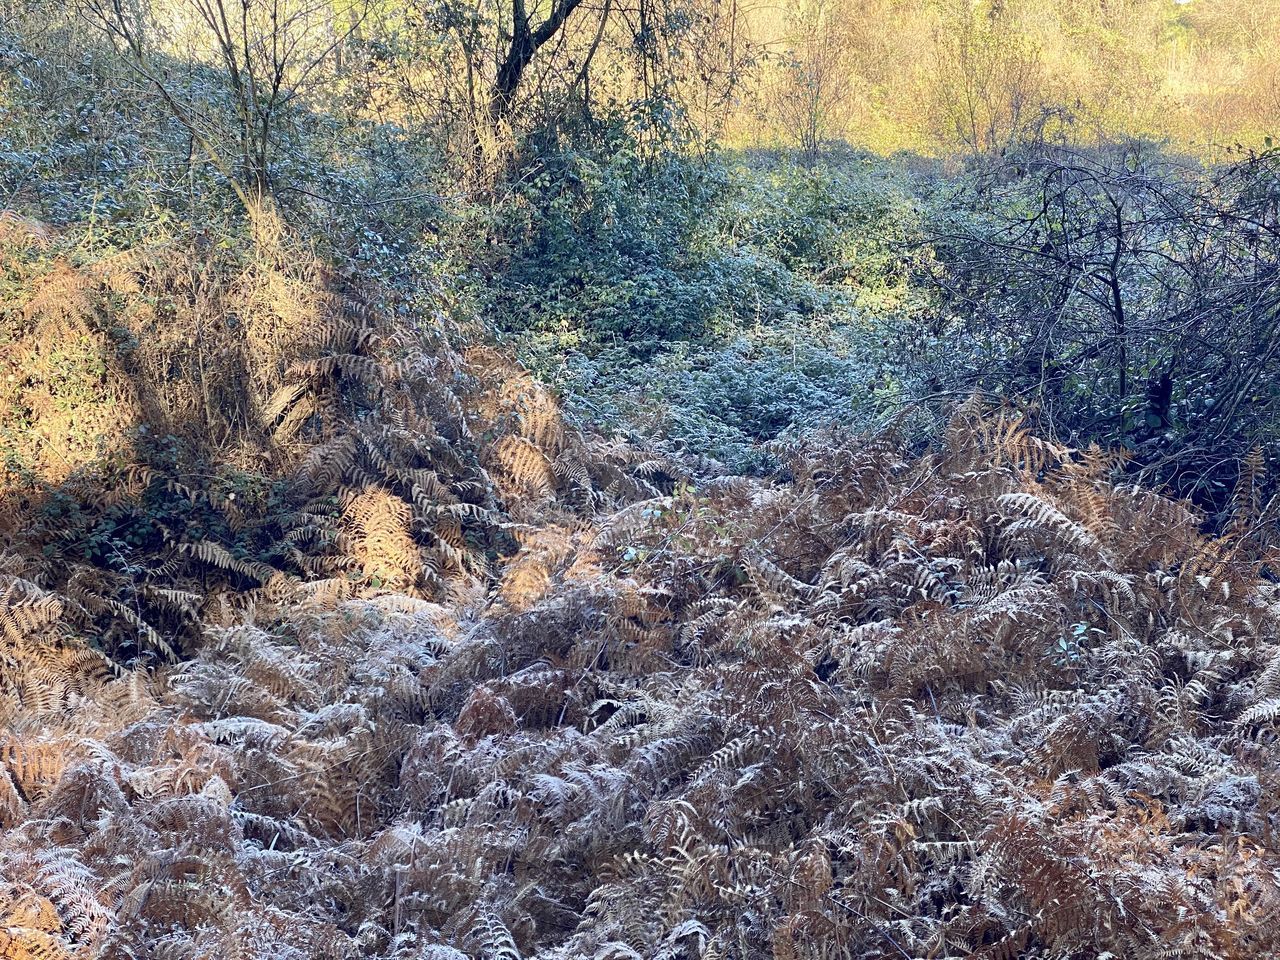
[
  {"xmin": 5, "ymin": 331, "xmax": 1280, "ymax": 956},
  {"xmin": 4, "ymin": 3, "xmax": 1280, "ymax": 957},
  {"xmin": 477, "ymin": 136, "xmax": 1280, "ymax": 501},
  {"xmin": 3, "ymin": 207, "xmax": 1280, "ymax": 960},
  {"xmin": 478, "ymin": 144, "xmax": 929, "ymax": 473}
]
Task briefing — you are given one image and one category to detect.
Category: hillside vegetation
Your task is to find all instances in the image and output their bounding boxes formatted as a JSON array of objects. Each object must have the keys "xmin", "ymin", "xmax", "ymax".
[
  {"xmin": 729, "ymin": 0, "xmax": 1280, "ymax": 156},
  {"xmin": 2, "ymin": 1, "xmax": 1280, "ymax": 958}
]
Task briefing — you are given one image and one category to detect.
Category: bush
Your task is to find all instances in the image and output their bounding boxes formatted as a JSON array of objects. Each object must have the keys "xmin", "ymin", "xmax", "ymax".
[
  {"xmin": 547, "ymin": 326, "xmax": 898, "ymax": 472},
  {"xmin": 478, "ymin": 140, "xmax": 928, "ymax": 470},
  {"xmin": 914, "ymin": 141, "xmax": 1280, "ymax": 511}
]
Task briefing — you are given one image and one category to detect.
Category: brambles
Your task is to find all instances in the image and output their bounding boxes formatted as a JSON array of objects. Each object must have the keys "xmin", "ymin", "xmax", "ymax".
[{"xmin": 918, "ymin": 142, "xmax": 1280, "ymax": 512}]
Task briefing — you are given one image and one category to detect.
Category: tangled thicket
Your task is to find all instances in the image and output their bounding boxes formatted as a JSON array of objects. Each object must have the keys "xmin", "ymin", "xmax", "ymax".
[
  {"xmin": 4, "ymin": 220, "xmax": 1280, "ymax": 959},
  {"xmin": 0, "ymin": 211, "xmax": 674, "ymax": 661}
]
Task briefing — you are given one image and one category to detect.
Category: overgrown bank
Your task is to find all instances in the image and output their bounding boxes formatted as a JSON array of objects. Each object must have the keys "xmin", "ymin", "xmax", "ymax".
[
  {"xmin": 2, "ymin": 2, "xmax": 1280, "ymax": 957},
  {"xmin": 6, "ymin": 343, "xmax": 1280, "ymax": 956}
]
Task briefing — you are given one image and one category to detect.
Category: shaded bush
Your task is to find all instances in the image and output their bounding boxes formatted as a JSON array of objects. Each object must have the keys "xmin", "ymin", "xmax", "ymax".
[{"xmin": 917, "ymin": 141, "xmax": 1280, "ymax": 512}]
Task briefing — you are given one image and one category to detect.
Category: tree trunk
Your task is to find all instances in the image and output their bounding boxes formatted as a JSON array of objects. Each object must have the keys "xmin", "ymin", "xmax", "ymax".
[{"xmin": 489, "ymin": 0, "xmax": 588, "ymax": 123}]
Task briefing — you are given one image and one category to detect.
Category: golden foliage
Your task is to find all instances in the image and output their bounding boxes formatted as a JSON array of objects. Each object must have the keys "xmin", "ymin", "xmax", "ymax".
[{"xmin": 342, "ymin": 487, "xmax": 424, "ymax": 591}]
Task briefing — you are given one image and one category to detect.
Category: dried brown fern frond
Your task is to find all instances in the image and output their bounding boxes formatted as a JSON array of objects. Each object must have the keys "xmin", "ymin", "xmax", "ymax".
[
  {"xmin": 0, "ymin": 210, "xmax": 55, "ymax": 249},
  {"xmin": 493, "ymin": 435, "xmax": 556, "ymax": 500},
  {"xmin": 341, "ymin": 487, "xmax": 426, "ymax": 592}
]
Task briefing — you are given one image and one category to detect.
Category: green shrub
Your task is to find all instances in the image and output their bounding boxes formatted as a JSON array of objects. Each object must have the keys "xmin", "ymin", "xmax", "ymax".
[{"xmin": 473, "ymin": 139, "xmax": 929, "ymax": 470}]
